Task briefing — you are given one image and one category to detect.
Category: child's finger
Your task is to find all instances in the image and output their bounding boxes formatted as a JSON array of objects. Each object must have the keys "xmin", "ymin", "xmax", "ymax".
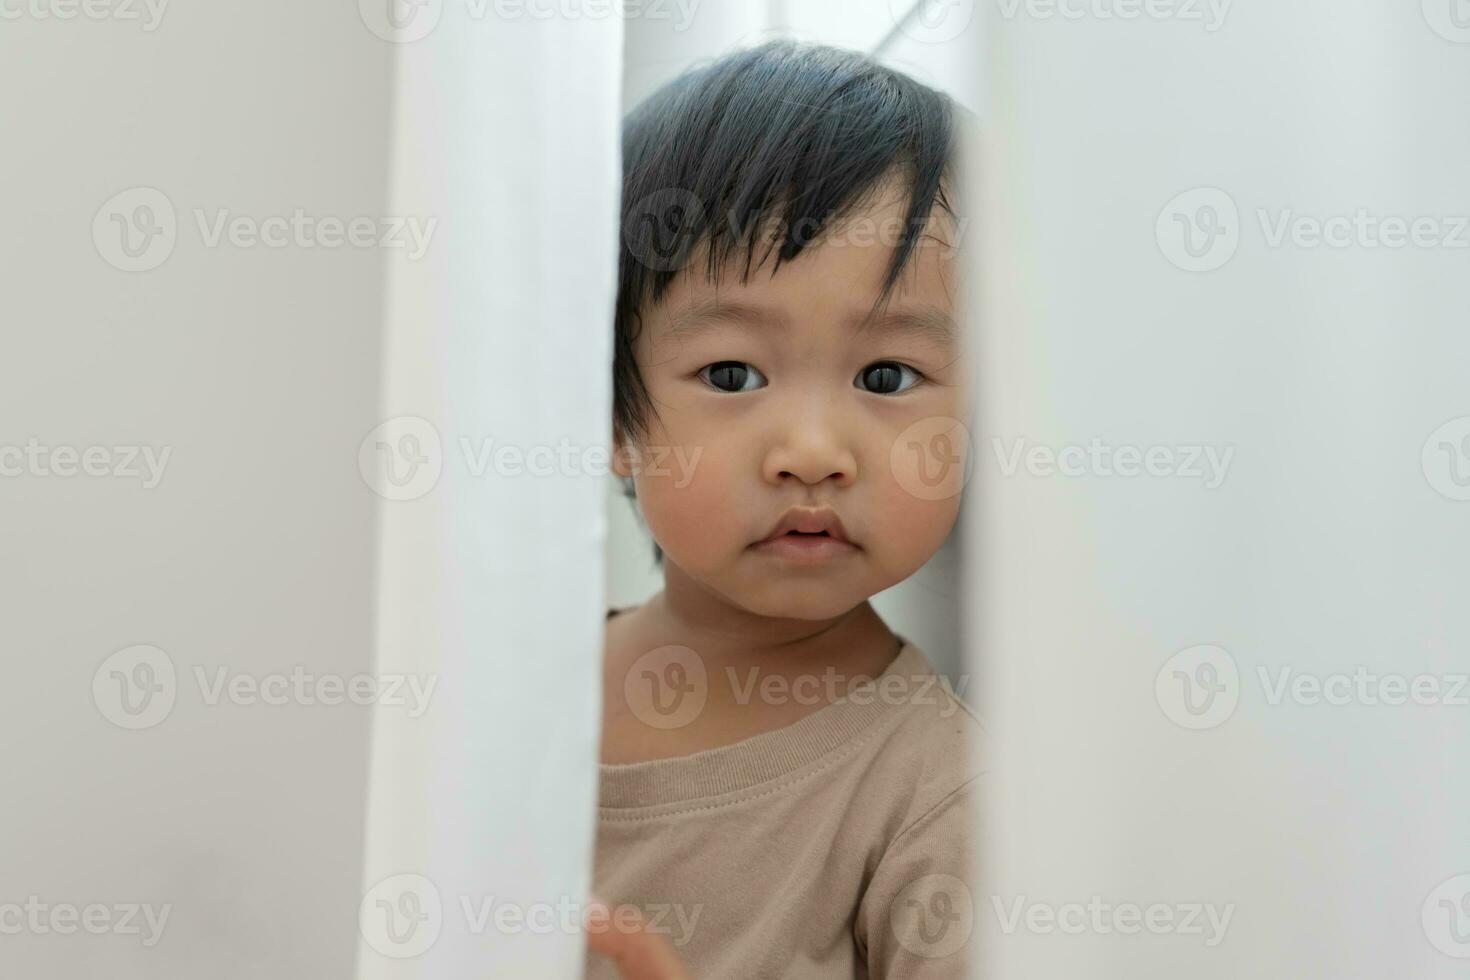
[{"xmin": 584, "ymin": 896, "xmax": 693, "ymax": 980}]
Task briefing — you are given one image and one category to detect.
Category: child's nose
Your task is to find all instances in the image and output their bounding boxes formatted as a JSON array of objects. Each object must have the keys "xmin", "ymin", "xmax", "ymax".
[{"xmin": 761, "ymin": 403, "xmax": 859, "ymax": 488}]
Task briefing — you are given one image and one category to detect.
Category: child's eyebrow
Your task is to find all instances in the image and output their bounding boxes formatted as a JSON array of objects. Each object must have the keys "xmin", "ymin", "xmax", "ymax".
[{"xmin": 665, "ymin": 299, "xmax": 956, "ymax": 352}]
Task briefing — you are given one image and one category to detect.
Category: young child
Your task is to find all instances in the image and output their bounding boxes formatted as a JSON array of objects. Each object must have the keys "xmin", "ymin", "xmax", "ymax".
[{"xmin": 585, "ymin": 39, "xmax": 982, "ymax": 980}]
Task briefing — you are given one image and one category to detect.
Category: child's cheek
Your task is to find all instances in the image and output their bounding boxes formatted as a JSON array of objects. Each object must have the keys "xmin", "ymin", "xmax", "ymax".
[
  {"xmin": 891, "ymin": 486, "xmax": 961, "ymax": 548},
  {"xmin": 637, "ymin": 444, "xmax": 743, "ymax": 568},
  {"xmin": 873, "ymin": 454, "xmax": 964, "ymax": 573},
  {"xmin": 884, "ymin": 414, "xmax": 970, "ymax": 505}
]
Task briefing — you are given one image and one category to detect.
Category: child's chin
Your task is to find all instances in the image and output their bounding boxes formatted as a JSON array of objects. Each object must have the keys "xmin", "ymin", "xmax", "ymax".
[{"xmin": 734, "ymin": 584, "xmax": 867, "ymax": 622}]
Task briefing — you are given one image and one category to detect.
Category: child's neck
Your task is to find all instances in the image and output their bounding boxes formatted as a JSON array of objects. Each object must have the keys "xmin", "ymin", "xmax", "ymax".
[
  {"xmin": 599, "ymin": 576, "xmax": 905, "ymax": 765},
  {"xmin": 629, "ymin": 575, "xmax": 902, "ymax": 703}
]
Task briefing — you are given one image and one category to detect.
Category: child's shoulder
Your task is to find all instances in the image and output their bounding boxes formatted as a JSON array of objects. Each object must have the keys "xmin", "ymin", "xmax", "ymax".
[
  {"xmin": 868, "ymin": 639, "xmax": 986, "ymax": 744},
  {"xmin": 840, "ymin": 640, "xmax": 986, "ymax": 966},
  {"xmin": 850, "ymin": 639, "xmax": 988, "ymax": 823}
]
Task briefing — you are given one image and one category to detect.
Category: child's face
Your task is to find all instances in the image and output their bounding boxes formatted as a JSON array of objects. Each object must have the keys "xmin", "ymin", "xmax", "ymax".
[{"xmin": 614, "ymin": 178, "xmax": 968, "ymax": 621}]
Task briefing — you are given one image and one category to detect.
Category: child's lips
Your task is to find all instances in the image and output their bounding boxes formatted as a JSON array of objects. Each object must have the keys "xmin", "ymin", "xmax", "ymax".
[
  {"xmin": 759, "ymin": 505, "xmax": 852, "ymax": 544},
  {"xmin": 751, "ymin": 531, "xmax": 858, "ymax": 564}
]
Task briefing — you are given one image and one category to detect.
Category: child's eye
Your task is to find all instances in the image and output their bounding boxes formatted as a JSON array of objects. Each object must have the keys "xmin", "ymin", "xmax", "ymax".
[
  {"xmin": 698, "ymin": 360, "xmax": 767, "ymax": 393},
  {"xmin": 855, "ymin": 361, "xmax": 923, "ymax": 395}
]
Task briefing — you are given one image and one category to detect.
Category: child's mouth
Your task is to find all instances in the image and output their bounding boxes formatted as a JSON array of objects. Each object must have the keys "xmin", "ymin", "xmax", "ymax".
[{"xmin": 753, "ymin": 529, "xmax": 856, "ymax": 563}]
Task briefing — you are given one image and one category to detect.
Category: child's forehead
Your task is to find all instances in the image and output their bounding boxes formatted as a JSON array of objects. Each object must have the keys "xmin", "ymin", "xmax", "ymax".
[
  {"xmin": 654, "ymin": 294, "xmax": 958, "ymax": 360},
  {"xmin": 641, "ymin": 234, "xmax": 958, "ymax": 359},
  {"xmin": 632, "ymin": 166, "xmax": 963, "ymax": 353},
  {"xmin": 648, "ymin": 213, "xmax": 959, "ymax": 334},
  {"xmin": 672, "ymin": 245, "xmax": 951, "ymax": 316}
]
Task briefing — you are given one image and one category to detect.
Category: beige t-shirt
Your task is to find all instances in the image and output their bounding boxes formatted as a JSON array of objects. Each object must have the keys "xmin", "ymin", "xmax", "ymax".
[{"xmin": 586, "ymin": 634, "xmax": 985, "ymax": 980}]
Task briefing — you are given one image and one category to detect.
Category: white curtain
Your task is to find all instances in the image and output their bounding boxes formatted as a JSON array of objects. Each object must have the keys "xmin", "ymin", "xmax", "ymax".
[
  {"xmin": 356, "ymin": 10, "xmax": 622, "ymax": 980},
  {"xmin": 970, "ymin": 1, "xmax": 1470, "ymax": 977}
]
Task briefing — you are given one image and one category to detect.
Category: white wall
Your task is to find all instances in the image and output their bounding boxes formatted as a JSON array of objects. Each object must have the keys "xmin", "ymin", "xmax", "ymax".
[{"xmin": 0, "ymin": 4, "xmax": 390, "ymax": 977}]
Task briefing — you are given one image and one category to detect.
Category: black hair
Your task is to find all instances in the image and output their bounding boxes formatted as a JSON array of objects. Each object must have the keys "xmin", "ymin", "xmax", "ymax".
[{"xmin": 614, "ymin": 39, "xmax": 963, "ymax": 566}]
